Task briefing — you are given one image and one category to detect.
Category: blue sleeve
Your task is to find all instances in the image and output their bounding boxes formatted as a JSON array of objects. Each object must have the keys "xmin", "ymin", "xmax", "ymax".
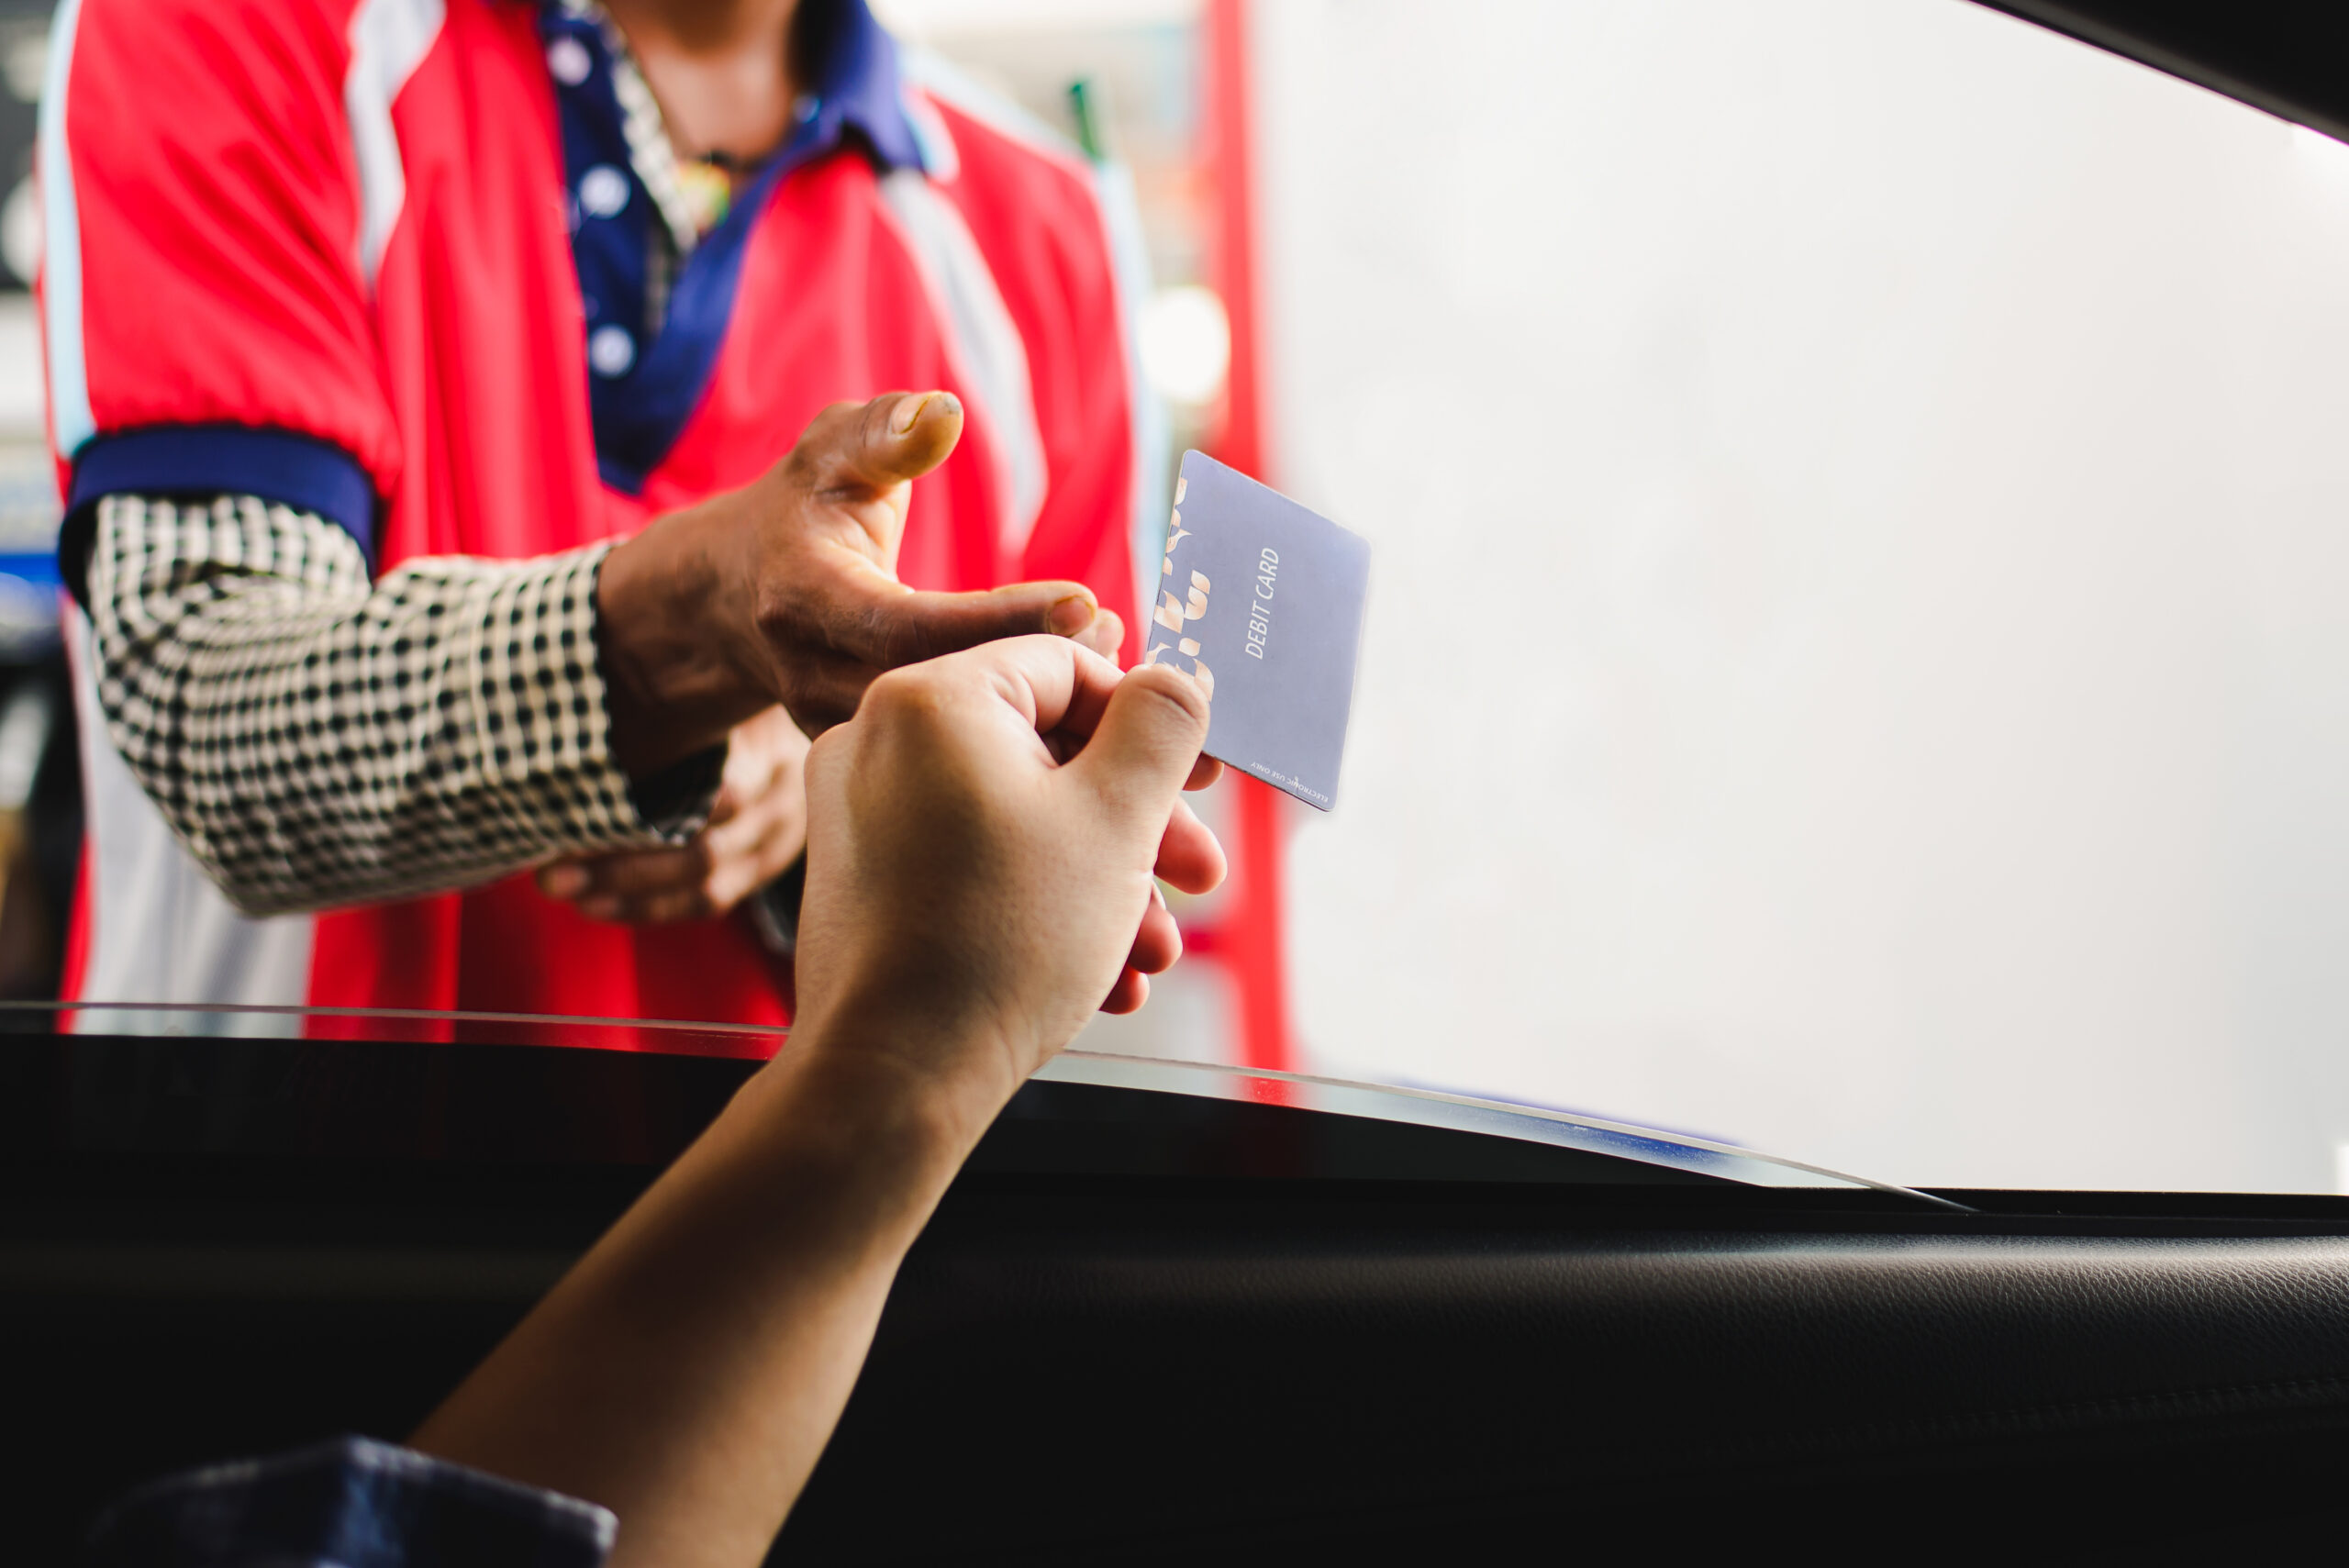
[
  {"xmin": 59, "ymin": 428, "xmax": 379, "ymax": 611},
  {"xmin": 83, "ymin": 1435, "xmax": 616, "ymax": 1568}
]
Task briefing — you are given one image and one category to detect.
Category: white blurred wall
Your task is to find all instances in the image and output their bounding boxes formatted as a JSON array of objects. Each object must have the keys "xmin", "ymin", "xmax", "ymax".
[
  {"xmin": 0, "ymin": 296, "xmax": 38, "ymax": 439},
  {"xmin": 1254, "ymin": 0, "xmax": 2349, "ymax": 1190},
  {"xmin": 874, "ymin": 0, "xmax": 1195, "ymax": 42}
]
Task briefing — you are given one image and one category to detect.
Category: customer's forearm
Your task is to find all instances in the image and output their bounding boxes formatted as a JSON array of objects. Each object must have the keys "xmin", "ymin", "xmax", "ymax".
[
  {"xmin": 85, "ymin": 494, "xmax": 717, "ymax": 916},
  {"xmin": 408, "ymin": 1035, "xmax": 980, "ymax": 1568}
]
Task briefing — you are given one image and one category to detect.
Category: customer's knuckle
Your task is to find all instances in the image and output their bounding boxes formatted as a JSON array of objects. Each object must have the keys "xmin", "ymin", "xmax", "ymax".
[{"xmin": 1130, "ymin": 662, "xmax": 1210, "ymax": 727}]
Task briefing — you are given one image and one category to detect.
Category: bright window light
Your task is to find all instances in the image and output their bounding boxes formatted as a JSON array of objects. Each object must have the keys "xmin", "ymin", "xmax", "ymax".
[
  {"xmin": 1139, "ymin": 284, "xmax": 1230, "ymax": 407},
  {"xmin": 0, "ymin": 175, "xmax": 38, "ymax": 287}
]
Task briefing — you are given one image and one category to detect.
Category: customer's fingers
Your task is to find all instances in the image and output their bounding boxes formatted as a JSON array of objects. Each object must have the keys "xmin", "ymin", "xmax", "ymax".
[
  {"xmin": 933, "ymin": 634, "xmax": 1124, "ymax": 747},
  {"xmin": 781, "ymin": 601, "xmax": 1115, "ymax": 736},
  {"xmin": 1153, "ymin": 796, "xmax": 1227, "ymax": 897},
  {"xmin": 1073, "ymin": 662, "xmax": 1213, "ymax": 827},
  {"xmin": 1099, "ymin": 967, "xmax": 1150, "ymax": 1015},
  {"xmin": 935, "ymin": 640, "xmax": 1221, "ymax": 897},
  {"xmin": 1126, "ymin": 884, "xmax": 1183, "ymax": 976}
]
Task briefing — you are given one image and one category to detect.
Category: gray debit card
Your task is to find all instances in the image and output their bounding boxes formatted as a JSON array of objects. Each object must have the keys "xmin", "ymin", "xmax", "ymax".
[{"xmin": 1146, "ymin": 451, "xmax": 1369, "ymax": 810}]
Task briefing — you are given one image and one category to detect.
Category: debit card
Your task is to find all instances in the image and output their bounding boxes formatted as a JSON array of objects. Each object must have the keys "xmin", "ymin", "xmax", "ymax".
[{"xmin": 1146, "ymin": 451, "xmax": 1369, "ymax": 810}]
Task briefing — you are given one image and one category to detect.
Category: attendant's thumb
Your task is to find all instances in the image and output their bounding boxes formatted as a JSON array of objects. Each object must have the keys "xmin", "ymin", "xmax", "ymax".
[
  {"xmin": 856, "ymin": 390, "xmax": 964, "ymax": 486},
  {"xmin": 785, "ymin": 390, "xmax": 964, "ymax": 506},
  {"xmin": 1078, "ymin": 662, "xmax": 1213, "ymax": 823}
]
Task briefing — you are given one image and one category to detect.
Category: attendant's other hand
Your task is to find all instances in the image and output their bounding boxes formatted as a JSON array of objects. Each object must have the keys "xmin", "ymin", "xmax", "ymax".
[
  {"xmin": 538, "ymin": 706, "xmax": 811, "ymax": 925},
  {"xmin": 793, "ymin": 636, "xmax": 1226, "ymax": 1140},
  {"xmin": 596, "ymin": 391, "xmax": 1125, "ymax": 777}
]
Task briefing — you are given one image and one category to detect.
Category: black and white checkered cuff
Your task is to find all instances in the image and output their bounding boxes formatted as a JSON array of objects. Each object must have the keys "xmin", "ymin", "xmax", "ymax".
[{"xmin": 86, "ymin": 495, "xmax": 720, "ymax": 915}]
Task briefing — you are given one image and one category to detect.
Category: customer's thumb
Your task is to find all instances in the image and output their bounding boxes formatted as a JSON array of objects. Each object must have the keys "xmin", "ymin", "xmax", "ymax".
[{"xmin": 1078, "ymin": 662, "xmax": 1213, "ymax": 823}]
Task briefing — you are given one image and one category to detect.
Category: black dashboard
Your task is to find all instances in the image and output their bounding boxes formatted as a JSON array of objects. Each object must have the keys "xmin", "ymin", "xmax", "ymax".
[{"xmin": 7, "ymin": 1029, "xmax": 2349, "ymax": 1558}]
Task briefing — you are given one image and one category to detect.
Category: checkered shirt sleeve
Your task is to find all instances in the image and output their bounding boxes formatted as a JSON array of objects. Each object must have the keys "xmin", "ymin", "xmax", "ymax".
[
  {"xmin": 85, "ymin": 493, "xmax": 717, "ymax": 917},
  {"xmin": 83, "ymin": 1434, "xmax": 616, "ymax": 1568}
]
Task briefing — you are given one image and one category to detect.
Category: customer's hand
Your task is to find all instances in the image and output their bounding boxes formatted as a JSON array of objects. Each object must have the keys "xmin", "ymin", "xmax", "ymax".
[
  {"xmin": 537, "ymin": 706, "xmax": 811, "ymax": 925},
  {"xmin": 792, "ymin": 635, "xmax": 1226, "ymax": 1137},
  {"xmin": 596, "ymin": 391, "xmax": 1125, "ymax": 777},
  {"xmin": 413, "ymin": 636, "xmax": 1223, "ymax": 1568}
]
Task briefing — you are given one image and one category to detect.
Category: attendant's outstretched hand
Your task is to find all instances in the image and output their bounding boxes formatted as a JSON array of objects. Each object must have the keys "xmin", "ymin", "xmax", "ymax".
[
  {"xmin": 596, "ymin": 391, "xmax": 1127, "ymax": 777},
  {"xmin": 413, "ymin": 639, "xmax": 1221, "ymax": 1568}
]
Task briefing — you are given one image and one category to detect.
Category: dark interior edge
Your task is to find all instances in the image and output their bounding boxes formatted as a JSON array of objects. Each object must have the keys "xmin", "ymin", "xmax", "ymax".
[{"xmin": 1976, "ymin": 1, "xmax": 2349, "ymax": 141}]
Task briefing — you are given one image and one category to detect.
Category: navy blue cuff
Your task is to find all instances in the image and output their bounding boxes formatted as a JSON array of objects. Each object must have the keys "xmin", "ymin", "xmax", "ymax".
[{"xmin": 61, "ymin": 427, "xmax": 379, "ymax": 608}]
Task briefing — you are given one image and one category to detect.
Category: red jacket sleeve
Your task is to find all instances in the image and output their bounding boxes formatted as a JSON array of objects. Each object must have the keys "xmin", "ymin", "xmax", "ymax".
[
  {"xmin": 927, "ymin": 94, "xmax": 1149, "ymax": 665},
  {"xmin": 48, "ymin": 0, "xmax": 400, "ymax": 556}
]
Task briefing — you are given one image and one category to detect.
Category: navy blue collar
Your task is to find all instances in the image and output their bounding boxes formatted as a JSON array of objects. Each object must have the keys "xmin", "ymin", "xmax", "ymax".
[
  {"xmin": 539, "ymin": 0, "xmax": 930, "ymax": 494},
  {"xmin": 536, "ymin": 0, "xmax": 928, "ymax": 175},
  {"xmin": 785, "ymin": 0, "xmax": 926, "ymax": 174}
]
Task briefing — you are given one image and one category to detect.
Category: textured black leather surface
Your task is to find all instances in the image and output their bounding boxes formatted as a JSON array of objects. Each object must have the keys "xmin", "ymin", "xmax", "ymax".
[
  {"xmin": 11, "ymin": 1177, "xmax": 2349, "ymax": 1558},
  {"xmin": 10, "ymin": 1029, "xmax": 2349, "ymax": 1557},
  {"xmin": 778, "ymin": 1191, "xmax": 2349, "ymax": 1556}
]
